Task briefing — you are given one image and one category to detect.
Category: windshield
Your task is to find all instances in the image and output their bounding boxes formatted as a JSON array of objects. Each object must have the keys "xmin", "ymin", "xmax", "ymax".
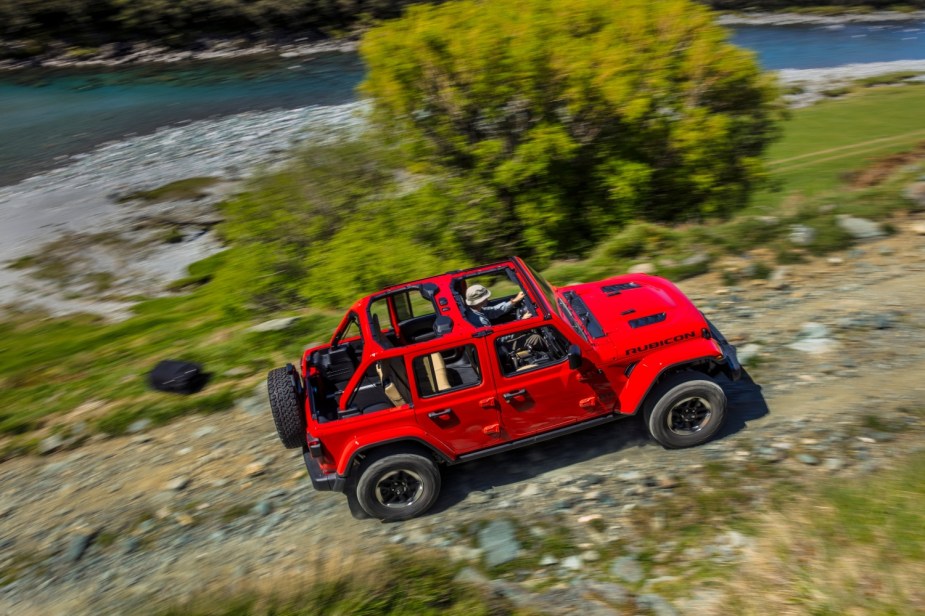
[{"xmin": 522, "ymin": 260, "xmax": 561, "ymax": 318}]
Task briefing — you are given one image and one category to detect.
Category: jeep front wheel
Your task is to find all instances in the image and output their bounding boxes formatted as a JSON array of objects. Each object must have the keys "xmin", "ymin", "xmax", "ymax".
[
  {"xmin": 645, "ymin": 372, "xmax": 726, "ymax": 449},
  {"xmin": 355, "ymin": 453, "xmax": 441, "ymax": 521}
]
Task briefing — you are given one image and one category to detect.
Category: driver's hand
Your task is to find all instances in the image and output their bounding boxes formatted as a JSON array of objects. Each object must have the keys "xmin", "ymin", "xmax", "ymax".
[
  {"xmin": 520, "ymin": 311, "xmax": 533, "ymax": 319},
  {"xmin": 513, "ymin": 291, "xmax": 525, "ymax": 305}
]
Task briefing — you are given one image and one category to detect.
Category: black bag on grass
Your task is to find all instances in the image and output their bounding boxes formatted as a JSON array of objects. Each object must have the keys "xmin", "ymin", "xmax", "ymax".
[{"xmin": 148, "ymin": 360, "xmax": 208, "ymax": 394}]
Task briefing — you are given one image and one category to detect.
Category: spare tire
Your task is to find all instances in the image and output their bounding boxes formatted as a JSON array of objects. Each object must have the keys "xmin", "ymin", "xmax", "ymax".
[{"xmin": 267, "ymin": 366, "xmax": 306, "ymax": 449}]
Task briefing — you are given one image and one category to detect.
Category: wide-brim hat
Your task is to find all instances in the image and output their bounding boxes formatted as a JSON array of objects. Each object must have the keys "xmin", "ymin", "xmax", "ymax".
[{"xmin": 465, "ymin": 284, "xmax": 491, "ymax": 306}]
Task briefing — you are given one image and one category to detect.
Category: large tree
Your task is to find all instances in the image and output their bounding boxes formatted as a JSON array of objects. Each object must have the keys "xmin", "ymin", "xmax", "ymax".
[{"xmin": 360, "ymin": 0, "xmax": 783, "ymax": 259}]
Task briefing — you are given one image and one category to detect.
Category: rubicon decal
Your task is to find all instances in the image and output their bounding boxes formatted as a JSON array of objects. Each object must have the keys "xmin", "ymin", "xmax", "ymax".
[{"xmin": 625, "ymin": 331, "xmax": 697, "ymax": 355}]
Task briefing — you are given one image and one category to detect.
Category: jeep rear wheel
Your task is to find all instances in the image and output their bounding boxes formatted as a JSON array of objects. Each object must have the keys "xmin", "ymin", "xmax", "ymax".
[
  {"xmin": 267, "ymin": 367, "xmax": 306, "ymax": 449},
  {"xmin": 645, "ymin": 372, "xmax": 726, "ymax": 449},
  {"xmin": 355, "ymin": 453, "xmax": 441, "ymax": 521}
]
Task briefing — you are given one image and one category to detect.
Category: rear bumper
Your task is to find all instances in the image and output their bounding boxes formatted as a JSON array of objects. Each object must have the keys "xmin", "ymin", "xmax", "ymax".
[
  {"xmin": 707, "ymin": 319, "xmax": 742, "ymax": 381},
  {"xmin": 302, "ymin": 447, "xmax": 347, "ymax": 493}
]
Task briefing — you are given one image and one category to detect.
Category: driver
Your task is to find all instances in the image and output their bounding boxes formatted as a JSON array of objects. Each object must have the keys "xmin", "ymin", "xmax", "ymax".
[{"xmin": 463, "ymin": 284, "xmax": 530, "ymax": 327}]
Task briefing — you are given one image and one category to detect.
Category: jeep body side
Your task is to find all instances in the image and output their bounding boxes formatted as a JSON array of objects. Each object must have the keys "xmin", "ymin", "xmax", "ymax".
[{"xmin": 267, "ymin": 257, "xmax": 740, "ymax": 520}]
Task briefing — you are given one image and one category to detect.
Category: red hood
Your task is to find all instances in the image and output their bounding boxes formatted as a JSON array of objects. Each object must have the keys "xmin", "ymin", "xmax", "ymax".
[{"xmin": 557, "ymin": 274, "xmax": 710, "ymax": 359}]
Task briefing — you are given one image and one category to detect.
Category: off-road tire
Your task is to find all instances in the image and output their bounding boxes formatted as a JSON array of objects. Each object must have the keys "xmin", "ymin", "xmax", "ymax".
[
  {"xmin": 267, "ymin": 367, "xmax": 305, "ymax": 449},
  {"xmin": 355, "ymin": 453, "xmax": 441, "ymax": 522},
  {"xmin": 644, "ymin": 371, "xmax": 726, "ymax": 449}
]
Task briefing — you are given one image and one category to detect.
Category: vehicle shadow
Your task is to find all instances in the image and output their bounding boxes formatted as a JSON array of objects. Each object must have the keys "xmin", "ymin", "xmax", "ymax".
[{"xmin": 427, "ymin": 369, "xmax": 769, "ymax": 517}]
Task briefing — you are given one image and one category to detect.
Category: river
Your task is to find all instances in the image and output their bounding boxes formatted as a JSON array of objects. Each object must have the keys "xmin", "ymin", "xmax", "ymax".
[{"xmin": 1, "ymin": 20, "xmax": 925, "ymax": 187}]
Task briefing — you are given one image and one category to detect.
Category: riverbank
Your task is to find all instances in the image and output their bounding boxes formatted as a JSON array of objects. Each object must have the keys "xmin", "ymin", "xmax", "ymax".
[
  {"xmin": 718, "ymin": 9, "xmax": 925, "ymax": 26},
  {"xmin": 0, "ymin": 102, "xmax": 365, "ymax": 319},
  {"xmin": 0, "ymin": 36, "xmax": 359, "ymax": 73},
  {"xmin": 2, "ymin": 9, "xmax": 924, "ymax": 73}
]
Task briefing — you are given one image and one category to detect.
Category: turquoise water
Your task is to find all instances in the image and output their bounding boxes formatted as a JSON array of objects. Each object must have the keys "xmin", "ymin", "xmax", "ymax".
[
  {"xmin": 0, "ymin": 53, "xmax": 364, "ymax": 185},
  {"xmin": 732, "ymin": 21, "xmax": 925, "ymax": 69},
  {"xmin": 3, "ymin": 22, "xmax": 925, "ymax": 186}
]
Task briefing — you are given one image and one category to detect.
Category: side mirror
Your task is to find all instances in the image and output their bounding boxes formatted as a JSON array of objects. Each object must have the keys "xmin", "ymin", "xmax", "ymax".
[{"xmin": 567, "ymin": 345, "xmax": 582, "ymax": 370}]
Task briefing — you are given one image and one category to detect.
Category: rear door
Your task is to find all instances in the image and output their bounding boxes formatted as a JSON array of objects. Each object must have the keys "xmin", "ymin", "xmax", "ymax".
[
  {"xmin": 410, "ymin": 340, "xmax": 506, "ymax": 454},
  {"xmin": 487, "ymin": 323, "xmax": 613, "ymax": 439}
]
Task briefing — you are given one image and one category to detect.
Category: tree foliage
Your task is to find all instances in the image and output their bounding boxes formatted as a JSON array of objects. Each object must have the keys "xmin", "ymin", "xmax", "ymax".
[{"xmin": 360, "ymin": 0, "xmax": 784, "ymax": 260}]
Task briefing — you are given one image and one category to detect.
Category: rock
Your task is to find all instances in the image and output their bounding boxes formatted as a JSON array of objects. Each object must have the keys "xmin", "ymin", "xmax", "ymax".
[
  {"xmin": 836, "ymin": 215, "xmax": 884, "ymax": 240},
  {"xmin": 903, "ymin": 181, "xmax": 925, "ymax": 209},
  {"xmin": 165, "ymin": 476, "xmax": 190, "ymax": 491},
  {"xmin": 637, "ymin": 594, "xmax": 679, "ymax": 616},
  {"xmin": 788, "ymin": 224, "xmax": 816, "ymax": 246},
  {"xmin": 911, "ymin": 222, "xmax": 925, "ymax": 236},
  {"xmin": 788, "ymin": 338, "xmax": 837, "ymax": 354},
  {"xmin": 539, "ymin": 555, "xmax": 559, "ymax": 566},
  {"xmin": 121, "ymin": 537, "xmax": 141, "ymax": 555},
  {"xmin": 127, "ymin": 418, "xmax": 152, "ymax": 434},
  {"xmin": 827, "ymin": 256, "xmax": 844, "ymax": 266},
  {"xmin": 737, "ymin": 343, "xmax": 762, "ymax": 365},
  {"xmin": 454, "ymin": 567, "xmax": 490, "ymax": 586},
  {"xmin": 824, "ymin": 457, "xmax": 845, "ymax": 472},
  {"xmin": 67, "ymin": 530, "xmax": 99, "ymax": 563},
  {"xmin": 253, "ymin": 500, "xmax": 273, "ymax": 516},
  {"xmin": 477, "ymin": 519, "xmax": 521, "ymax": 568},
  {"xmin": 628, "ymin": 263, "xmax": 655, "ymax": 275},
  {"xmin": 38, "ymin": 435, "xmax": 65, "ymax": 455},
  {"xmin": 798, "ymin": 322, "xmax": 829, "ymax": 339},
  {"xmin": 796, "ymin": 454, "xmax": 820, "ymax": 465},
  {"xmin": 610, "ymin": 555, "xmax": 644, "ymax": 584},
  {"xmin": 562, "ymin": 555, "xmax": 584, "ymax": 571},
  {"xmin": 244, "ymin": 461, "xmax": 266, "ymax": 477},
  {"xmin": 247, "ymin": 317, "xmax": 300, "ymax": 333}
]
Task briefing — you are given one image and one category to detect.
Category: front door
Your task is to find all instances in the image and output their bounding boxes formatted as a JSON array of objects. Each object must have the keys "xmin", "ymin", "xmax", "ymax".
[
  {"xmin": 410, "ymin": 340, "xmax": 505, "ymax": 454},
  {"xmin": 489, "ymin": 324, "xmax": 611, "ymax": 439}
]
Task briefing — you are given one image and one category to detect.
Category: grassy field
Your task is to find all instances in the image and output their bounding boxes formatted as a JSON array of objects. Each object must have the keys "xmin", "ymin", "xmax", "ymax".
[
  {"xmin": 2, "ymin": 82, "xmax": 925, "ymax": 455},
  {"xmin": 755, "ymin": 84, "xmax": 925, "ymax": 206}
]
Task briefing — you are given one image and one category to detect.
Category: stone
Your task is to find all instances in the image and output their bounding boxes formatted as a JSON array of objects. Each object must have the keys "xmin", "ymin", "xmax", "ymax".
[
  {"xmin": 165, "ymin": 476, "xmax": 190, "ymax": 491},
  {"xmin": 561, "ymin": 555, "xmax": 584, "ymax": 571},
  {"xmin": 127, "ymin": 418, "xmax": 152, "ymax": 434},
  {"xmin": 903, "ymin": 181, "xmax": 925, "ymax": 209},
  {"xmin": 253, "ymin": 500, "xmax": 273, "ymax": 516},
  {"xmin": 788, "ymin": 224, "xmax": 816, "ymax": 246},
  {"xmin": 628, "ymin": 262, "xmax": 655, "ymax": 275},
  {"xmin": 454, "ymin": 567, "xmax": 489, "ymax": 586},
  {"xmin": 67, "ymin": 530, "xmax": 98, "ymax": 563},
  {"xmin": 610, "ymin": 555, "xmax": 644, "ymax": 583},
  {"xmin": 836, "ymin": 215, "xmax": 884, "ymax": 240},
  {"xmin": 823, "ymin": 458, "xmax": 845, "ymax": 472},
  {"xmin": 539, "ymin": 555, "xmax": 559, "ymax": 566},
  {"xmin": 244, "ymin": 462, "xmax": 266, "ymax": 477},
  {"xmin": 38, "ymin": 435, "xmax": 65, "ymax": 455},
  {"xmin": 736, "ymin": 343, "xmax": 762, "ymax": 365},
  {"xmin": 798, "ymin": 322, "xmax": 829, "ymax": 339},
  {"xmin": 636, "ymin": 594, "xmax": 680, "ymax": 616},
  {"xmin": 247, "ymin": 317, "xmax": 300, "ymax": 333},
  {"xmin": 911, "ymin": 222, "xmax": 925, "ymax": 236},
  {"xmin": 477, "ymin": 519, "xmax": 521, "ymax": 568},
  {"xmin": 788, "ymin": 338, "xmax": 837, "ymax": 354}
]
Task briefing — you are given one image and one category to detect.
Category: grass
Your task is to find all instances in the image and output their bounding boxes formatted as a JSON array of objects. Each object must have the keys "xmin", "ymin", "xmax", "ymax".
[
  {"xmin": 719, "ymin": 450, "xmax": 925, "ymax": 615},
  {"xmin": 757, "ymin": 84, "xmax": 925, "ymax": 204},
  {"xmin": 155, "ymin": 551, "xmax": 514, "ymax": 616}
]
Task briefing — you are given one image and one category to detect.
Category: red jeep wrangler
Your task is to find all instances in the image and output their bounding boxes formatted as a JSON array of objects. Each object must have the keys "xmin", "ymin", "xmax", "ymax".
[{"xmin": 267, "ymin": 257, "xmax": 740, "ymax": 521}]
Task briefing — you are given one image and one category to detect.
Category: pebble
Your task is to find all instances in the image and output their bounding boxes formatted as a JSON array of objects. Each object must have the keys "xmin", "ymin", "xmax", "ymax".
[
  {"xmin": 610, "ymin": 555, "xmax": 644, "ymax": 583},
  {"xmin": 478, "ymin": 520, "xmax": 521, "ymax": 568},
  {"xmin": 796, "ymin": 454, "xmax": 820, "ymax": 465},
  {"xmin": 165, "ymin": 476, "xmax": 191, "ymax": 491}
]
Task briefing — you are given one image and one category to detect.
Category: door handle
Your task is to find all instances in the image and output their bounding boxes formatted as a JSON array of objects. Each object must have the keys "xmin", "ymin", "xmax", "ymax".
[
  {"xmin": 427, "ymin": 408, "xmax": 453, "ymax": 419},
  {"xmin": 502, "ymin": 389, "xmax": 527, "ymax": 402}
]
